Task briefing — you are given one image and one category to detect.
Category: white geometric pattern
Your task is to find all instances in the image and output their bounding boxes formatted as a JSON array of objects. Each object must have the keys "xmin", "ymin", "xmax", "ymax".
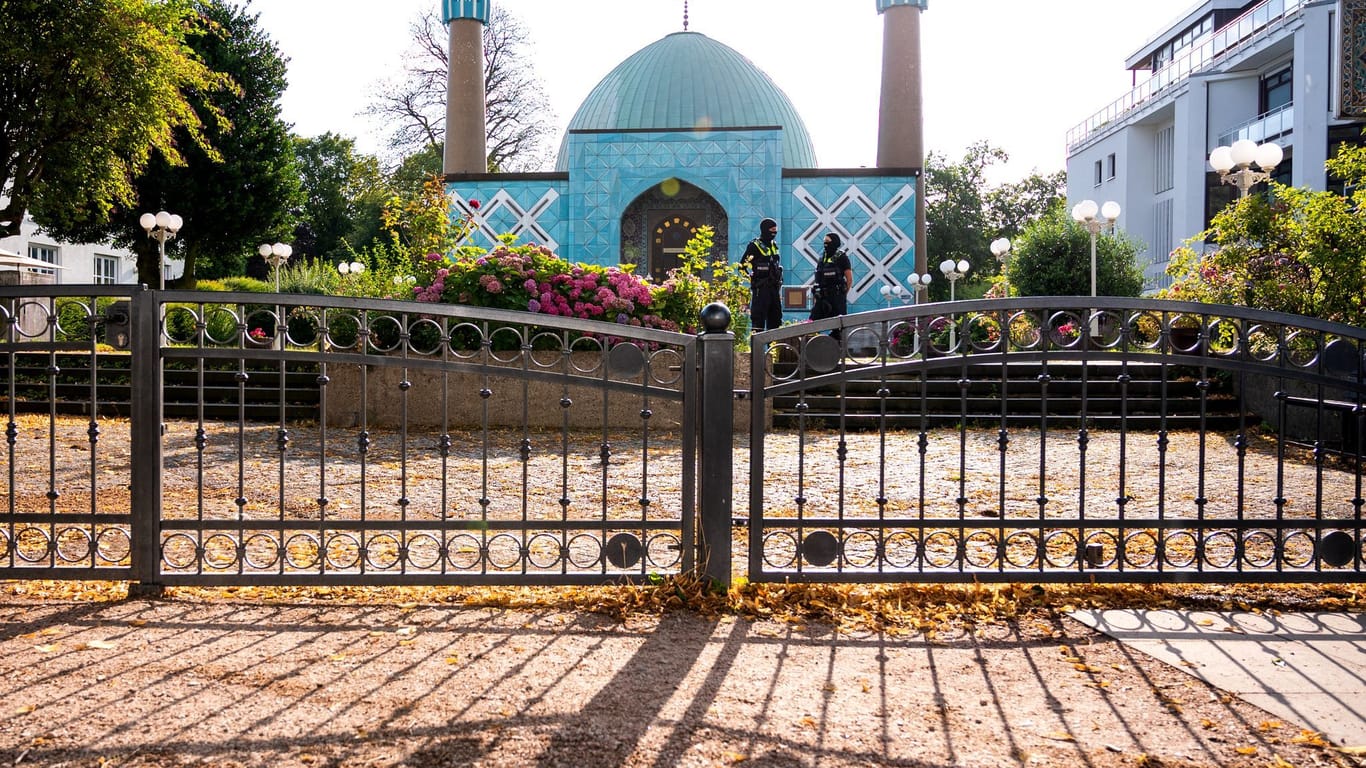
[
  {"xmin": 452, "ymin": 190, "xmax": 560, "ymax": 252},
  {"xmin": 791, "ymin": 184, "xmax": 914, "ymax": 302}
]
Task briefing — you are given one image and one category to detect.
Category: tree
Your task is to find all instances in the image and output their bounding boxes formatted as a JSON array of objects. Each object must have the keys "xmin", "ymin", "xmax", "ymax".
[
  {"xmin": 1007, "ymin": 207, "xmax": 1145, "ymax": 298},
  {"xmin": 923, "ymin": 142, "xmax": 1003, "ymax": 300},
  {"xmin": 40, "ymin": 0, "xmax": 301, "ymax": 285},
  {"xmin": 985, "ymin": 170, "xmax": 1066, "ymax": 239},
  {"xmin": 294, "ymin": 134, "xmax": 389, "ymax": 262},
  {"xmin": 0, "ymin": 0, "xmax": 227, "ymax": 239},
  {"xmin": 366, "ymin": 6, "xmax": 555, "ymax": 171}
]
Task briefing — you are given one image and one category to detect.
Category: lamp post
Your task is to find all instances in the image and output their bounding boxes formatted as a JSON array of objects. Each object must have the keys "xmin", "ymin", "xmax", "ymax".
[
  {"xmin": 1071, "ymin": 199, "xmax": 1120, "ymax": 336},
  {"xmin": 878, "ymin": 283, "xmax": 905, "ymax": 308},
  {"xmin": 337, "ymin": 261, "xmax": 365, "ymax": 278},
  {"xmin": 990, "ymin": 237, "xmax": 1012, "ymax": 296},
  {"xmin": 938, "ymin": 258, "xmax": 970, "ymax": 349},
  {"xmin": 139, "ymin": 211, "xmax": 183, "ymax": 290},
  {"xmin": 908, "ymin": 272, "xmax": 932, "ymax": 305},
  {"xmin": 1208, "ymin": 139, "xmax": 1282, "ymax": 198},
  {"xmin": 258, "ymin": 242, "xmax": 292, "ymax": 292}
]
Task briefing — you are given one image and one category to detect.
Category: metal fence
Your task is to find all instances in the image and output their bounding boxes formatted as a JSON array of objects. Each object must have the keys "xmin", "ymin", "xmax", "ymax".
[
  {"xmin": 749, "ymin": 297, "xmax": 1364, "ymax": 584},
  {"xmin": 2, "ymin": 286, "xmax": 732, "ymax": 590},
  {"xmin": 3, "ymin": 288, "xmax": 1363, "ymax": 588}
]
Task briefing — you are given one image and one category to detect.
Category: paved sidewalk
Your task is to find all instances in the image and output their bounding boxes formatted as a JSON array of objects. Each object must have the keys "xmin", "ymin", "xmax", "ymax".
[{"xmin": 1071, "ymin": 609, "xmax": 1366, "ymax": 748}]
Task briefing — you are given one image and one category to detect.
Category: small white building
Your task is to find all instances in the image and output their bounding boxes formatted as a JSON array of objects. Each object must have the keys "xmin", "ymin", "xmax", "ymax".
[
  {"xmin": 0, "ymin": 200, "xmax": 181, "ymax": 286},
  {"xmin": 1064, "ymin": 0, "xmax": 1365, "ymax": 292}
]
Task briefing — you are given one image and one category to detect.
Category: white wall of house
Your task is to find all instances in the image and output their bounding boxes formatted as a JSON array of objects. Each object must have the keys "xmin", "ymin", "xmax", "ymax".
[
  {"xmin": 0, "ymin": 203, "xmax": 182, "ymax": 286},
  {"xmin": 1064, "ymin": 0, "xmax": 1362, "ymax": 294}
]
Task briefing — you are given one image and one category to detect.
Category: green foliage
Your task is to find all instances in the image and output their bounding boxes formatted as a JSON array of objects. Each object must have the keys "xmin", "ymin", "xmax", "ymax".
[
  {"xmin": 294, "ymin": 133, "xmax": 390, "ymax": 261},
  {"xmin": 1164, "ymin": 181, "xmax": 1366, "ymax": 325},
  {"xmin": 649, "ymin": 226, "xmax": 749, "ymax": 335},
  {"xmin": 32, "ymin": 0, "xmax": 301, "ymax": 287},
  {"xmin": 1006, "ymin": 208, "xmax": 1145, "ymax": 298},
  {"xmin": 923, "ymin": 142, "xmax": 1065, "ymax": 301},
  {"xmin": 3, "ymin": 0, "xmax": 228, "ymax": 239}
]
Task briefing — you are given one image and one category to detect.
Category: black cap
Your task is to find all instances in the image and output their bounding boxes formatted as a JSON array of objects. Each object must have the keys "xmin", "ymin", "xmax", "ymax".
[
  {"xmin": 760, "ymin": 218, "xmax": 777, "ymax": 233},
  {"xmin": 825, "ymin": 232, "xmax": 841, "ymax": 249}
]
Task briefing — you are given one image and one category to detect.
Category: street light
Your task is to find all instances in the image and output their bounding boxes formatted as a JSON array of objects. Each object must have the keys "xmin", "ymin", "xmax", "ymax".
[
  {"xmin": 907, "ymin": 272, "xmax": 932, "ymax": 305},
  {"xmin": 939, "ymin": 258, "xmax": 970, "ymax": 349},
  {"xmin": 139, "ymin": 211, "xmax": 183, "ymax": 290},
  {"xmin": 938, "ymin": 258, "xmax": 970, "ymax": 302},
  {"xmin": 258, "ymin": 242, "xmax": 292, "ymax": 292},
  {"xmin": 337, "ymin": 261, "xmax": 365, "ymax": 277},
  {"xmin": 878, "ymin": 283, "xmax": 905, "ymax": 308},
  {"xmin": 1208, "ymin": 139, "xmax": 1282, "ymax": 198},
  {"xmin": 990, "ymin": 237, "xmax": 1011, "ymax": 296},
  {"xmin": 1071, "ymin": 199, "xmax": 1120, "ymax": 336}
]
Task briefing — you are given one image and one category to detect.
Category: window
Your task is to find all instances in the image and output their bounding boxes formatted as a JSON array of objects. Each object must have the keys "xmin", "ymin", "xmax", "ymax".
[
  {"xmin": 94, "ymin": 255, "xmax": 118, "ymax": 285},
  {"xmin": 28, "ymin": 244, "xmax": 58, "ymax": 276},
  {"xmin": 1093, "ymin": 160, "xmax": 1103, "ymax": 187},
  {"xmin": 1106, "ymin": 153, "xmax": 1117, "ymax": 181},
  {"xmin": 1261, "ymin": 66, "xmax": 1292, "ymax": 113}
]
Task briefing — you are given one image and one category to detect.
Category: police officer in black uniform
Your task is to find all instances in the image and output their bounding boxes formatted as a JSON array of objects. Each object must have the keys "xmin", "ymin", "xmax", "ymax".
[
  {"xmin": 809, "ymin": 232, "xmax": 853, "ymax": 340},
  {"xmin": 742, "ymin": 218, "xmax": 784, "ymax": 334}
]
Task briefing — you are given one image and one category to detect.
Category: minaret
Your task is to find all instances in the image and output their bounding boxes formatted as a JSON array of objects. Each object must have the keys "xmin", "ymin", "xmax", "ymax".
[
  {"xmin": 443, "ymin": 0, "xmax": 491, "ymax": 175},
  {"xmin": 876, "ymin": 0, "xmax": 927, "ymax": 275}
]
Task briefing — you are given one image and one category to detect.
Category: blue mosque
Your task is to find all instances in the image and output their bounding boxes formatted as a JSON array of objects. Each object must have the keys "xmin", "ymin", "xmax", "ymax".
[{"xmin": 439, "ymin": 0, "xmax": 928, "ymax": 315}]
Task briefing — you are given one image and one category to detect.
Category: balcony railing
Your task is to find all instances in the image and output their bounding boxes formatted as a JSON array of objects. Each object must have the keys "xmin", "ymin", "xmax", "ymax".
[
  {"xmin": 1066, "ymin": 0, "xmax": 1303, "ymax": 154},
  {"xmin": 1216, "ymin": 102, "xmax": 1294, "ymax": 148}
]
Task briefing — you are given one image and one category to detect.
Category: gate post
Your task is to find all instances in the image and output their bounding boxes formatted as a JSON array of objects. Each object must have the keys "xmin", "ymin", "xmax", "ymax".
[
  {"xmin": 127, "ymin": 287, "xmax": 164, "ymax": 597},
  {"xmin": 697, "ymin": 303, "xmax": 735, "ymax": 589}
]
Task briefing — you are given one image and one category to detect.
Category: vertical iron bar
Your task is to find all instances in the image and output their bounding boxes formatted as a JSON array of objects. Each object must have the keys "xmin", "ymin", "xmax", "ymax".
[
  {"xmin": 128, "ymin": 287, "xmax": 163, "ymax": 593},
  {"xmin": 698, "ymin": 317, "xmax": 733, "ymax": 587}
]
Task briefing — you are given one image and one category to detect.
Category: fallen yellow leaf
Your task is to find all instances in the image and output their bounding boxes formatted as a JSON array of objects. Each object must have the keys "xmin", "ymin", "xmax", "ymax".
[
  {"xmin": 1235, "ymin": 746, "xmax": 1258, "ymax": 755},
  {"xmin": 34, "ymin": 644, "xmax": 59, "ymax": 653},
  {"xmin": 1045, "ymin": 731, "xmax": 1076, "ymax": 742},
  {"xmin": 81, "ymin": 639, "xmax": 117, "ymax": 650},
  {"xmin": 15, "ymin": 705, "xmax": 35, "ymax": 715}
]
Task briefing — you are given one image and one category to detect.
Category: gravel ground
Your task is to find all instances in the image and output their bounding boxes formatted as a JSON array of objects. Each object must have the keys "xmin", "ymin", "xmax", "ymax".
[{"xmin": 1, "ymin": 592, "xmax": 1358, "ymax": 768}]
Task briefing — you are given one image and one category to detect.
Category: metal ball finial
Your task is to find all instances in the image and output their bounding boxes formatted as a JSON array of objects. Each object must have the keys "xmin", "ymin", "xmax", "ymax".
[
  {"xmin": 683, "ymin": 0, "xmax": 689, "ymax": 31},
  {"xmin": 699, "ymin": 302, "xmax": 730, "ymax": 333}
]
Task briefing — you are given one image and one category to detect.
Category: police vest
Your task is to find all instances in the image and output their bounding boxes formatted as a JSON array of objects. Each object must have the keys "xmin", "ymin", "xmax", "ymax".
[
  {"xmin": 816, "ymin": 251, "xmax": 846, "ymax": 291},
  {"xmin": 750, "ymin": 241, "xmax": 782, "ymax": 285}
]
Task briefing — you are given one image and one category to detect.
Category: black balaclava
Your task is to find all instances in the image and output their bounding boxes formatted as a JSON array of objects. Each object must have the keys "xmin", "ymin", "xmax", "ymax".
[
  {"xmin": 760, "ymin": 218, "xmax": 777, "ymax": 243},
  {"xmin": 824, "ymin": 232, "xmax": 841, "ymax": 256}
]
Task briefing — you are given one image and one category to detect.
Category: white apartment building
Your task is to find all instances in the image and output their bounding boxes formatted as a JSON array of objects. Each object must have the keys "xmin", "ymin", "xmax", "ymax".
[{"xmin": 1065, "ymin": 0, "xmax": 1366, "ymax": 292}]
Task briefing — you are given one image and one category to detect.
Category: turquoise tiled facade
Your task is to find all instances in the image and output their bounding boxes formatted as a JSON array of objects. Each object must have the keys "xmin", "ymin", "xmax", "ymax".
[{"xmin": 445, "ymin": 24, "xmax": 918, "ymax": 315}]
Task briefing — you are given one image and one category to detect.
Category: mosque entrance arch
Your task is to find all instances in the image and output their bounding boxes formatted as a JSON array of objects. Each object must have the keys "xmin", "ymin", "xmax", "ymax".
[{"xmin": 619, "ymin": 178, "xmax": 729, "ymax": 283}]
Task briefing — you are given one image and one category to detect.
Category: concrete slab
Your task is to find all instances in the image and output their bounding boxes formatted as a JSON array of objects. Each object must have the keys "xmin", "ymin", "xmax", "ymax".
[{"xmin": 1071, "ymin": 609, "xmax": 1366, "ymax": 748}]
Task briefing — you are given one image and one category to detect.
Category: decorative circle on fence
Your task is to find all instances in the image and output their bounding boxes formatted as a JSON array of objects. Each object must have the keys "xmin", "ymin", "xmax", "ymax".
[
  {"xmin": 963, "ymin": 531, "xmax": 999, "ymax": 568},
  {"xmin": 604, "ymin": 532, "xmax": 643, "ymax": 568},
  {"xmin": 95, "ymin": 528, "xmax": 131, "ymax": 565},
  {"xmin": 1004, "ymin": 531, "xmax": 1039, "ymax": 568},
  {"xmin": 800, "ymin": 530, "xmax": 839, "ymax": 567},
  {"xmin": 1162, "ymin": 531, "xmax": 1198, "ymax": 568},
  {"xmin": 1319, "ymin": 530, "xmax": 1357, "ymax": 568},
  {"xmin": 14, "ymin": 527, "xmax": 51, "ymax": 564},
  {"xmin": 1121, "ymin": 530, "xmax": 1159, "ymax": 569},
  {"xmin": 760, "ymin": 532, "xmax": 797, "ymax": 568},
  {"xmin": 842, "ymin": 530, "xmax": 879, "ymax": 568},
  {"xmin": 284, "ymin": 533, "xmax": 321, "ymax": 569},
  {"xmin": 803, "ymin": 334, "xmax": 841, "ymax": 373}
]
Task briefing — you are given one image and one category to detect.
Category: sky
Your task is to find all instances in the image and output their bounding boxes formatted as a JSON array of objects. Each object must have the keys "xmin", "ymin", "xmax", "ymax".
[{"xmin": 253, "ymin": 0, "xmax": 1198, "ymax": 184}]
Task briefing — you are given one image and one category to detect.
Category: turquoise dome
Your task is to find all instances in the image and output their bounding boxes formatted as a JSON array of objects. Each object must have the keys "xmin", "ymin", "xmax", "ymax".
[{"xmin": 557, "ymin": 31, "xmax": 817, "ymax": 170}]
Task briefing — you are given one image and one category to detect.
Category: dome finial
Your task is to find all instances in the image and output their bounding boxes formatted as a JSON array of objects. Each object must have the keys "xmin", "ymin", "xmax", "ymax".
[{"xmin": 683, "ymin": 1, "xmax": 689, "ymax": 31}]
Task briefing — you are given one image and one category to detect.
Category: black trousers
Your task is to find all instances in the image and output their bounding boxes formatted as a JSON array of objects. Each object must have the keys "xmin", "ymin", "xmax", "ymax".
[
  {"xmin": 750, "ymin": 287, "xmax": 783, "ymax": 333},
  {"xmin": 809, "ymin": 291, "xmax": 847, "ymax": 339}
]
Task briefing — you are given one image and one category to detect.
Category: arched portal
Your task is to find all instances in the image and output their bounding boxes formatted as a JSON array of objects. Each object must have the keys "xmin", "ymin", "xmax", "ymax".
[{"xmin": 620, "ymin": 178, "xmax": 729, "ymax": 282}]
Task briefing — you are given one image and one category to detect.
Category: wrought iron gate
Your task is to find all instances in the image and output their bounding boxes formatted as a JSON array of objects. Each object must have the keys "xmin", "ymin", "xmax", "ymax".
[
  {"xmin": 2, "ymin": 286, "xmax": 724, "ymax": 588},
  {"xmin": 748, "ymin": 298, "xmax": 1365, "ymax": 584}
]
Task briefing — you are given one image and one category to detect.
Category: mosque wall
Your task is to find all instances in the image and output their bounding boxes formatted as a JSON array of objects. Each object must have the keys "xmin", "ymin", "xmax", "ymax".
[
  {"xmin": 781, "ymin": 172, "xmax": 918, "ymax": 315},
  {"xmin": 446, "ymin": 166, "xmax": 918, "ymax": 318}
]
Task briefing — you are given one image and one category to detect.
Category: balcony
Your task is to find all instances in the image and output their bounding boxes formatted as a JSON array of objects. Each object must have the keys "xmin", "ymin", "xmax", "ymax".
[
  {"xmin": 1066, "ymin": 0, "xmax": 1303, "ymax": 154},
  {"xmin": 1216, "ymin": 102, "xmax": 1294, "ymax": 149}
]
